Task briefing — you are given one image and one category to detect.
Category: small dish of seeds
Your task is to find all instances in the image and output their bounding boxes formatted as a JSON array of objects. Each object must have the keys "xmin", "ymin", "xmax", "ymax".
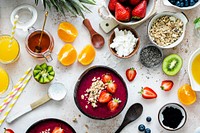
[{"xmin": 139, "ymin": 45, "xmax": 163, "ymax": 68}]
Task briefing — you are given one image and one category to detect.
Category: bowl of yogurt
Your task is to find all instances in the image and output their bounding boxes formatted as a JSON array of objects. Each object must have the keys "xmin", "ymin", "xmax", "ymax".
[{"xmin": 109, "ymin": 26, "xmax": 140, "ymax": 59}]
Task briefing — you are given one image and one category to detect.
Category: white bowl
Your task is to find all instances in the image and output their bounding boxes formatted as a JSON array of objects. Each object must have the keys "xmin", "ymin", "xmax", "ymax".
[
  {"xmin": 148, "ymin": 11, "xmax": 188, "ymax": 49},
  {"xmin": 98, "ymin": 0, "xmax": 156, "ymax": 26},
  {"xmin": 158, "ymin": 103, "xmax": 187, "ymax": 131},
  {"xmin": 188, "ymin": 48, "xmax": 200, "ymax": 91},
  {"xmin": 163, "ymin": 0, "xmax": 200, "ymax": 10}
]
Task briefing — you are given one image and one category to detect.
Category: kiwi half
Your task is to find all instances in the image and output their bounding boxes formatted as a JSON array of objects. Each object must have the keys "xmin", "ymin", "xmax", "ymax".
[{"xmin": 162, "ymin": 54, "xmax": 183, "ymax": 76}]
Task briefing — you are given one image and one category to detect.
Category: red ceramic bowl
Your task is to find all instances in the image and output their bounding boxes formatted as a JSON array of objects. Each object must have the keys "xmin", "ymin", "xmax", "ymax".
[{"xmin": 74, "ymin": 66, "xmax": 128, "ymax": 120}]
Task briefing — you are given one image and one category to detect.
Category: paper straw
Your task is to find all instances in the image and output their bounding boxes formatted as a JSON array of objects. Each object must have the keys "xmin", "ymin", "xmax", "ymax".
[
  {"xmin": 0, "ymin": 74, "xmax": 32, "ymax": 126},
  {"xmin": 0, "ymin": 68, "xmax": 32, "ymax": 114},
  {"xmin": 9, "ymin": 15, "xmax": 19, "ymax": 48}
]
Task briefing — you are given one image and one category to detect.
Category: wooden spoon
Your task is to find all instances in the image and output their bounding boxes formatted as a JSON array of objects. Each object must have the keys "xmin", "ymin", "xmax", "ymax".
[
  {"xmin": 83, "ymin": 19, "xmax": 105, "ymax": 49},
  {"xmin": 115, "ymin": 103, "xmax": 143, "ymax": 133}
]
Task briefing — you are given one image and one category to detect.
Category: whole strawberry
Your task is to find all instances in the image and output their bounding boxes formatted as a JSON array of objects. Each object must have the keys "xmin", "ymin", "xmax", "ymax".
[
  {"xmin": 108, "ymin": 0, "xmax": 118, "ymax": 12},
  {"xmin": 132, "ymin": 0, "xmax": 147, "ymax": 20}
]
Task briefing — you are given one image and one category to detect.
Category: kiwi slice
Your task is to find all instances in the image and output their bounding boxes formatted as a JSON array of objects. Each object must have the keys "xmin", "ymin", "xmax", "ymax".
[{"xmin": 162, "ymin": 54, "xmax": 183, "ymax": 76}]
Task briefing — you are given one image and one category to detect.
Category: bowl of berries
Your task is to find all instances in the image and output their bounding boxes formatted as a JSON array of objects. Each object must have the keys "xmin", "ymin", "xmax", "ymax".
[
  {"xmin": 74, "ymin": 66, "xmax": 128, "ymax": 120},
  {"xmin": 98, "ymin": 0, "xmax": 156, "ymax": 26},
  {"xmin": 163, "ymin": 0, "xmax": 200, "ymax": 10}
]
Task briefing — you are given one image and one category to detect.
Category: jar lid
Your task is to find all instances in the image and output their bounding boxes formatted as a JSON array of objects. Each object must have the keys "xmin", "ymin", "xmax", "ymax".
[{"xmin": 10, "ymin": 4, "xmax": 37, "ymax": 31}]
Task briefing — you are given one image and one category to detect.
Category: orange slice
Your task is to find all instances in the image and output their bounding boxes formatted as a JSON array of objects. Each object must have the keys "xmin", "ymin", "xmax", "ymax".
[
  {"xmin": 58, "ymin": 22, "xmax": 78, "ymax": 42},
  {"xmin": 58, "ymin": 44, "xmax": 77, "ymax": 66},
  {"xmin": 178, "ymin": 84, "xmax": 196, "ymax": 105},
  {"xmin": 78, "ymin": 44, "xmax": 96, "ymax": 65}
]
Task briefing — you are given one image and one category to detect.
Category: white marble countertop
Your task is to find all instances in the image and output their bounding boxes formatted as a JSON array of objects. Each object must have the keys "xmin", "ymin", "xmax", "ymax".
[{"xmin": 0, "ymin": 0, "xmax": 200, "ymax": 132}]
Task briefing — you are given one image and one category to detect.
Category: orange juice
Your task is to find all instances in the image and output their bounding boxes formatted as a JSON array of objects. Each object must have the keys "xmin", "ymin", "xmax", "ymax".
[
  {"xmin": 192, "ymin": 54, "xmax": 200, "ymax": 85},
  {"xmin": 0, "ymin": 35, "xmax": 20, "ymax": 64},
  {"xmin": 0, "ymin": 67, "xmax": 9, "ymax": 95}
]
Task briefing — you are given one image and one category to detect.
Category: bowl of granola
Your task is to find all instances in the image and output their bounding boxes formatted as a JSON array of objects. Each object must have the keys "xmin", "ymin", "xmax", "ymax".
[
  {"xmin": 148, "ymin": 11, "xmax": 188, "ymax": 49},
  {"xmin": 74, "ymin": 66, "xmax": 128, "ymax": 120}
]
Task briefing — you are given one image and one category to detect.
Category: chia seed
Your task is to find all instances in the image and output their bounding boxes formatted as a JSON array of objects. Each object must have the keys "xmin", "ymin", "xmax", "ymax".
[{"xmin": 140, "ymin": 46, "xmax": 163, "ymax": 68}]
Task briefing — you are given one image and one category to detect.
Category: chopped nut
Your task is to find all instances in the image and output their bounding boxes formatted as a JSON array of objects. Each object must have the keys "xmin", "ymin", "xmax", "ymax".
[{"xmin": 72, "ymin": 117, "xmax": 77, "ymax": 123}]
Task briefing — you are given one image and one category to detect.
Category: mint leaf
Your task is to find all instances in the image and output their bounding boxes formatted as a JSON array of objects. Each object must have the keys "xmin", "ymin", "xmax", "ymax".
[{"xmin": 194, "ymin": 17, "xmax": 200, "ymax": 29}]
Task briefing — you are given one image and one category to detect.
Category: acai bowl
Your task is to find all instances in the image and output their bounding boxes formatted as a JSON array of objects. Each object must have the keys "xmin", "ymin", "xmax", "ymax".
[{"xmin": 74, "ymin": 66, "xmax": 128, "ymax": 120}]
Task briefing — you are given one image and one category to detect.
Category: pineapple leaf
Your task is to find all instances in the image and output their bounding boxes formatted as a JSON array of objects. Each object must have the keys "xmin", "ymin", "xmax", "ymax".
[
  {"xmin": 50, "ymin": 0, "xmax": 58, "ymax": 11},
  {"xmin": 80, "ymin": 0, "xmax": 96, "ymax": 5},
  {"xmin": 71, "ymin": 2, "xmax": 85, "ymax": 19},
  {"xmin": 69, "ymin": 0, "xmax": 85, "ymax": 11},
  {"xmin": 35, "ymin": 0, "xmax": 39, "ymax": 5},
  {"xmin": 43, "ymin": 0, "xmax": 46, "ymax": 9},
  {"xmin": 61, "ymin": 0, "xmax": 78, "ymax": 16},
  {"xmin": 82, "ymin": 4, "xmax": 92, "ymax": 13},
  {"xmin": 45, "ymin": 0, "xmax": 52, "ymax": 10}
]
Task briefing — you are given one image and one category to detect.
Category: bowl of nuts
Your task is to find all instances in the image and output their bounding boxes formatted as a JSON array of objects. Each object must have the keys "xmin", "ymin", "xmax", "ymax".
[{"xmin": 148, "ymin": 11, "xmax": 188, "ymax": 49}]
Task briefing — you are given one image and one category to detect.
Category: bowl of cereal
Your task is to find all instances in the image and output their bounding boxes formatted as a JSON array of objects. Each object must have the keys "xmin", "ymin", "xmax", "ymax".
[
  {"xmin": 109, "ymin": 26, "xmax": 140, "ymax": 59},
  {"xmin": 148, "ymin": 11, "xmax": 188, "ymax": 49}
]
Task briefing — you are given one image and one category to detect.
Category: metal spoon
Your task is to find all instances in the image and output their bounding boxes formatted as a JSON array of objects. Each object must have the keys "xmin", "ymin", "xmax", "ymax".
[
  {"xmin": 7, "ymin": 82, "xmax": 67, "ymax": 123},
  {"xmin": 115, "ymin": 103, "xmax": 143, "ymax": 133},
  {"xmin": 83, "ymin": 19, "xmax": 105, "ymax": 49},
  {"xmin": 35, "ymin": 11, "xmax": 48, "ymax": 53}
]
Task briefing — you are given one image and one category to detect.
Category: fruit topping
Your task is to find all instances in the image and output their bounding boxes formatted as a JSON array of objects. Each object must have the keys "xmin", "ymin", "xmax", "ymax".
[
  {"xmin": 4, "ymin": 128, "xmax": 14, "ymax": 133},
  {"xmin": 145, "ymin": 128, "xmax": 151, "ymax": 133},
  {"xmin": 33, "ymin": 63, "xmax": 55, "ymax": 84},
  {"xmin": 57, "ymin": 22, "xmax": 78, "ymax": 43},
  {"xmin": 138, "ymin": 124, "xmax": 145, "ymax": 131},
  {"xmin": 108, "ymin": 0, "xmax": 118, "ymax": 12},
  {"xmin": 132, "ymin": 0, "xmax": 147, "ymax": 20},
  {"xmin": 107, "ymin": 98, "xmax": 121, "ymax": 112},
  {"xmin": 52, "ymin": 127, "xmax": 64, "ymax": 133},
  {"xmin": 139, "ymin": 87, "xmax": 157, "ymax": 99},
  {"xmin": 101, "ymin": 73, "xmax": 112, "ymax": 83},
  {"xmin": 146, "ymin": 116, "xmax": 152, "ymax": 122},
  {"xmin": 58, "ymin": 44, "xmax": 77, "ymax": 66},
  {"xmin": 78, "ymin": 44, "xmax": 96, "ymax": 65},
  {"xmin": 126, "ymin": 67, "xmax": 137, "ymax": 81},
  {"xmin": 106, "ymin": 81, "xmax": 117, "ymax": 94},
  {"xmin": 168, "ymin": 0, "xmax": 199, "ymax": 7},
  {"xmin": 130, "ymin": 0, "xmax": 141, "ymax": 6},
  {"xmin": 178, "ymin": 84, "xmax": 196, "ymax": 105},
  {"xmin": 98, "ymin": 90, "xmax": 112, "ymax": 103},
  {"xmin": 115, "ymin": 2, "xmax": 131, "ymax": 22},
  {"xmin": 162, "ymin": 54, "xmax": 183, "ymax": 76},
  {"xmin": 161, "ymin": 80, "xmax": 174, "ymax": 91}
]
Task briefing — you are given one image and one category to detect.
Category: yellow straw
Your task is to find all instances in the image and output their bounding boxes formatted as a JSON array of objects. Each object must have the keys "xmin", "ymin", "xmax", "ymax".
[
  {"xmin": 9, "ymin": 15, "xmax": 19, "ymax": 48},
  {"xmin": 0, "ymin": 74, "xmax": 32, "ymax": 126}
]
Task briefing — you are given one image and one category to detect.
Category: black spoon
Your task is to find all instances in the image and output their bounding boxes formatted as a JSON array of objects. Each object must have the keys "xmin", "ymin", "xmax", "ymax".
[{"xmin": 115, "ymin": 103, "xmax": 143, "ymax": 133}]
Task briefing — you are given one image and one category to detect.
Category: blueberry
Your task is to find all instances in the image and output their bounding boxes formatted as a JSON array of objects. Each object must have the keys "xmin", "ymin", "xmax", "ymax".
[
  {"xmin": 138, "ymin": 124, "xmax": 145, "ymax": 132},
  {"xmin": 145, "ymin": 128, "xmax": 151, "ymax": 133},
  {"xmin": 176, "ymin": 0, "xmax": 181, "ymax": 6},
  {"xmin": 169, "ymin": 0, "xmax": 176, "ymax": 4},
  {"xmin": 146, "ymin": 116, "xmax": 152, "ymax": 122},
  {"xmin": 189, "ymin": 0, "xmax": 195, "ymax": 6},
  {"xmin": 194, "ymin": 0, "xmax": 198, "ymax": 2},
  {"xmin": 184, "ymin": 0, "xmax": 189, "ymax": 6},
  {"xmin": 180, "ymin": 2, "xmax": 185, "ymax": 6}
]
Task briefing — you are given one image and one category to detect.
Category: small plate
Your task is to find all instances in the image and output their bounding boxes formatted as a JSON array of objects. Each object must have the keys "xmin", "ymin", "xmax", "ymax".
[
  {"xmin": 26, "ymin": 118, "xmax": 76, "ymax": 133},
  {"xmin": 74, "ymin": 66, "xmax": 128, "ymax": 120}
]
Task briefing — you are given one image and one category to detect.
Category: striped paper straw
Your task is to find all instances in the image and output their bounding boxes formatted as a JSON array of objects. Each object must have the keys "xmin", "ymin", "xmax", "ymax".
[
  {"xmin": 0, "ymin": 68, "xmax": 32, "ymax": 114},
  {"xmin": 0, "ymin": 74, "xmax": 32, "ymax": 126},
  {"xmin": 9, "ymin": 15, "xmax": 19, "ymax": 48}
]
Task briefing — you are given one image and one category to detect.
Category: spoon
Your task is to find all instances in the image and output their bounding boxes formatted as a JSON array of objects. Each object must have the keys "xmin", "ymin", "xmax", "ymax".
[
  {"xmin": 115, "ymin": 103, "xmax": 143, "ymax": 133},
  {"xmin": 83, "ymin": 19, "xmax": 105, "ymax": 49},
  {"xmin": 7, "ymin": 82, "xmax": 67, "ymax": 123},
  {"xmin": 35, "ymin": 11, "xmax": 48, "ymax": 53}
]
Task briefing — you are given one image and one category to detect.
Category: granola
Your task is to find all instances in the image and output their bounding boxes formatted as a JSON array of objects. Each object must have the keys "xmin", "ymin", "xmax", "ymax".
[{"xmin": 149, "ymin": 15, "xmax": 184, "ymax": 46}]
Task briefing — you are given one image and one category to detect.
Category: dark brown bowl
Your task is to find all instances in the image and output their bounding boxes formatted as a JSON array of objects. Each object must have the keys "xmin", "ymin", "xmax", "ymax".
[
  {"xmin": 109, "ymin": 26, "xmax": 140, "ymax": 59},
  {"xmin": 74, "ymin": 65, "xmax": 128, "ymax": 120}
]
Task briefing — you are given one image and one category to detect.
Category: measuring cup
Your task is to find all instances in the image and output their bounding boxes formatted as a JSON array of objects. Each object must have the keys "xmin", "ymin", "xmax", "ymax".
[{"xmin": 6, "ymin": 82, "xmax": 67, "ymax": 123}]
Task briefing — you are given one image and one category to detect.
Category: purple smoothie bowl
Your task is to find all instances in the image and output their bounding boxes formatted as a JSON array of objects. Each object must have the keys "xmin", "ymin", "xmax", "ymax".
[
  {"xmin": 74, "ymin": 66, "xmax": 128, "ymax": 120},
  {"xmin": 26, "ymin": 118, "xmax": 76, "ymax": 133}
]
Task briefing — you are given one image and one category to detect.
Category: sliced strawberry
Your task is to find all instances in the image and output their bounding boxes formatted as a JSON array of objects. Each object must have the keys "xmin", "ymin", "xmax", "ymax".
[
  {"xmin": 108, "ymin": 98, "xmax": 121, "ymax": 112},
  {"xmin": 129, "ymin": 0, "xmax": 141, "ymax": 6},
  {"xmin": 139, "ymin": 87, "xmax": 157, "ymax": 99},
  {"xmin": 115, "ymin": 2, "xmax": 131, "ymax": 22},
  {"xmin": 132, "ymin": 0, "xmax": 147, "ymax": 20},
  {"xmin": 161, "ymin": 80, "xmax": 174, "ymax": 91},
  {"xmin": 106, "ymin": 81, "xmax": 117, "ymax": 94},
  {"xmin": 126, "ymin": 67, "xmax": 137, "ymax": 81},
  {"xmin": 101, "ymin": 73, "xmax": 112, "ymax": 83},
  {"xmin": 98, "ymin": 91, "xmax": 112, "ymax": 103},
  {"xmin": 52, "ymin": 127, "xmax": 64, "ymax": 133},
  {"xmin": 108, "ymin": 0, "xmax": 118, "ymax": 12}
]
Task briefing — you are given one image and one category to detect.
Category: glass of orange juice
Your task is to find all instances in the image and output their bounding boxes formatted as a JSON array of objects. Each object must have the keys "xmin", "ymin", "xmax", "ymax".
[
  {"xmin": 0, "ymin": 67, "xmax": 13, "ymax": 98},
  {"xmin": 0, "ymin": 35, "xmax": 20, "ymax": 64}
]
